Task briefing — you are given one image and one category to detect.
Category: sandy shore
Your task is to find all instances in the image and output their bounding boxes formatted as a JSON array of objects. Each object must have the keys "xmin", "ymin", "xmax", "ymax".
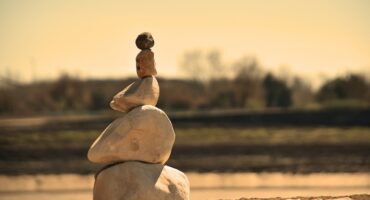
[{"xmin": 0, "ymin": 173, "xmax": 369, "ymax": 200}]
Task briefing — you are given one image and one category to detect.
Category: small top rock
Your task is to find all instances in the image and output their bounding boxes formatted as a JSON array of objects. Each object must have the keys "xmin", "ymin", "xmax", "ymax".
[{"xmin": 135, "ymin": 32, "xmax": 155, "ymax": 50}]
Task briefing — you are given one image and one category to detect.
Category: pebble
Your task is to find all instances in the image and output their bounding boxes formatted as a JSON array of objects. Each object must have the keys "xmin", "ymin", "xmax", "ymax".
[{"xmin": 135, "ymin": 32, "xmax": 155, "ymax": 50}]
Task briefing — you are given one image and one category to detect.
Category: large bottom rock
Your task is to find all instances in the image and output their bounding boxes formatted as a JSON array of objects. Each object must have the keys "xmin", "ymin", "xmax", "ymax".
[{"xmin": 93, "ymin": 161, "xmax": 190, "ymax": 200}]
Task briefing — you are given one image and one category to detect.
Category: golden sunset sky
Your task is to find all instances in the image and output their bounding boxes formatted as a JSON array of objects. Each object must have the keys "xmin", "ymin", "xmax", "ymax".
[{"xmin": 1, "ymin": 0, "xmax": 369, "ymax": 86}]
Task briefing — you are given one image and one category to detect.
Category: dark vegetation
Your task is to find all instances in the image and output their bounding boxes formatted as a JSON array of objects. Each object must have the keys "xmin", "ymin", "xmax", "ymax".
[
  {"xmin": 0, "ymin": 72, "xmax": 369, "ymax": 115},
  {"xmin": 1, "ymin": 52, "xmax": 369, "ymax": 115}
]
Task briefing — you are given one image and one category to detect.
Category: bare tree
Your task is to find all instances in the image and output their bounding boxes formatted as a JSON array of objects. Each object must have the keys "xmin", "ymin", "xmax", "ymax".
[{"xmin": 232, "ymin": 56, "xmax": 264, "ymax": 108}]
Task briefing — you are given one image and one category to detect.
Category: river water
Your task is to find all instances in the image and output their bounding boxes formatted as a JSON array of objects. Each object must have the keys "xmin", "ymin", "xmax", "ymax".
[{"xmin": 1, "ymin": 173, "xmax": 369, "ymax": 200}]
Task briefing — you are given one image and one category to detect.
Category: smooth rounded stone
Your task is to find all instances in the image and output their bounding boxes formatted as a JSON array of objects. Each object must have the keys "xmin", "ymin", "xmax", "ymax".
[
  {"xmin": 136, "ymin": 49, "xmax": 157, "ymax": 78},
  {"xmin": 135, "ymin": 32, "xmax": 155, "ymax": 50},
  {"xmin": 88, "ymin": 105, "xmax": 175, "ymax": 164},
  {"xmin": 110, "ymin": 76, "xmax": 159, "ymax": 113},
  {"xmin": 93, "ymin": 161, "xmax": 190, "ymax": 200}
]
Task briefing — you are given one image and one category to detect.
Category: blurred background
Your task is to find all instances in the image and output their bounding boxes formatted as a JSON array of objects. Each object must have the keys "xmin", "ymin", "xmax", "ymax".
[{"xmin": 0, "ymin": 0, "xmax": 369, "ymax": 199}]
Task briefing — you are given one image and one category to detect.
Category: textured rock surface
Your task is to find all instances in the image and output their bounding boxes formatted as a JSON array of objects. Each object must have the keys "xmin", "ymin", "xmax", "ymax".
[
  {"xmin": 136, "ymin": 50, "xmax": 157, "ymax": 78},
  {"xmin": 88, "ymin": 105, "xmax": 175, "ymax": 164},
  {"xmin": 135, "ymin": 32, "xmax": 155, "ymax": 50},
  {"xmin": 94, "ymin": 161, "xmax": 190, "ymax": 200},
  {"xmin": 110, "ymin": 76, "xmax": 159, "ymax": 113}
]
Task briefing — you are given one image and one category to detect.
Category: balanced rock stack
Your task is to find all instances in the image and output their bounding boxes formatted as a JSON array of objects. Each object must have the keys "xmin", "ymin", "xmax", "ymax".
[{"xmin": 87, "ymin": 32, "xmax": 190, "ymax": 200}]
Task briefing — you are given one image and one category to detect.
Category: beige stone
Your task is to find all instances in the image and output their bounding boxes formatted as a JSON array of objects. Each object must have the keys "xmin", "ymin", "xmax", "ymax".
[
  {"xmin": 93, "ymin": 161, "xmax": 190, "ymax": 200},
  {"xmin": 136, "ymin": 50, "xmax": 157, "ymax": 78},
  {"xmin": 88, "ymin": 105, "xmax": 175, "ymax": 164},
  {"xmin": 110, "ymin": 76, "xmax": 159, "ymax": 113}
]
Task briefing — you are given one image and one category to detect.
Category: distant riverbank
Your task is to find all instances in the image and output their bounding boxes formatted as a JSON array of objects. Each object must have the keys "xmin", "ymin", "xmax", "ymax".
[{"xmin": 1, "ymin": 126, "xmax": 370, "ymax": 174}]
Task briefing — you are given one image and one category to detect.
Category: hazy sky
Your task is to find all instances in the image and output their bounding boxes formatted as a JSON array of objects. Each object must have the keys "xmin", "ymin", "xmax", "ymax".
[{"xmin": 1, "ymin": 0, "xmax": 369, "ymax": 86}]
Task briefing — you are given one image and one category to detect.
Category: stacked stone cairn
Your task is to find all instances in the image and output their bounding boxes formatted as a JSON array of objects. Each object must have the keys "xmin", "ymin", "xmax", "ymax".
[{"xmin": 88, "ymin": 32, "xmax": 190, "ymax": 200}]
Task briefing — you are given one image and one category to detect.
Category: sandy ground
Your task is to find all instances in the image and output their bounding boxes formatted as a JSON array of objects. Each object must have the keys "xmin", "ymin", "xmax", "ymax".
[
  {"xmin": 1, "ymin": 188, "xmax": 370, "ymax": 200},
  {"xmin": 0, "ymin": 173, "xmax": 369, "ymax": 200}
]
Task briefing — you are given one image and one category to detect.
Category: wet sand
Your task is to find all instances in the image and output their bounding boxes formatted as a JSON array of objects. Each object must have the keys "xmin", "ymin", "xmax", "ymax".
[{"xmin": 1, "ymin": 173, "xmax": 369, "ymax": 200}]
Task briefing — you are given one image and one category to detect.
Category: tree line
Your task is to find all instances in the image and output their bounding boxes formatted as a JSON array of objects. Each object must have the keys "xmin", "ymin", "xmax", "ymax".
[{"xmin": 0, "ymin": 51, "xmax": 369, "ymax": 115}]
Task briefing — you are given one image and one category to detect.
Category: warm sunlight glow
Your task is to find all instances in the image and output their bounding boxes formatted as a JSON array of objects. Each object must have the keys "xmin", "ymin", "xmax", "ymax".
[{"xmin": 1, "ymin": 0, "xmax": 369, "ymax": 86}]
